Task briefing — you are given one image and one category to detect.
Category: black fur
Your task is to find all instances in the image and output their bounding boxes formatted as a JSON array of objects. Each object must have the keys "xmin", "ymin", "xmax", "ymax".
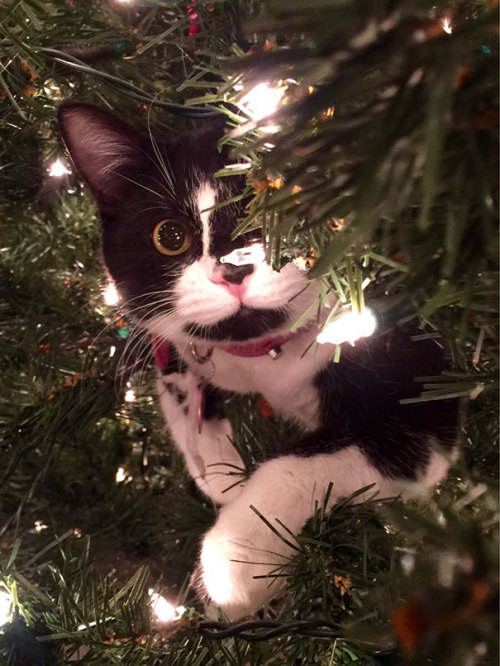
[
  {"xmin": 160, "ymin": 345, "xmax": 188, "ymax": 376},
  {"xmin": 285, "ymin": 326, "xmax": 458, "ymax": 478},
  {"xmin": 184, "ymin": 306, "xmax": 289, "ymax": 342},
  {"xmin": 58, "ymin": 103, "xmax": 251, "ymax": 322}
]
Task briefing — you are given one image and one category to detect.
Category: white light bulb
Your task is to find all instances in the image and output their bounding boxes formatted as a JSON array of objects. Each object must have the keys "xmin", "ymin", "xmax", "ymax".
[
  {"xmin": 34, "ymin": 520, "xmax": 48, "ymax": 533},
  {"xmin": 219, "ymin": 243, "xmax": 266, "ymax": 267},
  {"xmin": 317, "ymin": 307, "xmax": 377, "ymax": 346},
  {"xmin": 124, "ymin": 389, "xmax": 136, "ymax": 403},
  {"xmin": 442, "ymin": 17, "xmax": 453, "ymax": 34},
  {"xmin": 48, "ymin": 159, "xmax": 71, "ymax": 178},
  {"xmin": 241, "ymin": 82, "xmax": 285, "ymax": 121},
  {"xmin": 115, "ymin": 467, "xmax": 127, "ymax": 483},
  {"xmin": 148, "ymin": 589, "xmax": 185, "ymax": 623},
  {"xmin": 0, "ymin": 588, "xmax": 12, "ymax": 626},
  {"xmin": 103, "ymin": 281, "xmax": 120, "ymax": 306}
]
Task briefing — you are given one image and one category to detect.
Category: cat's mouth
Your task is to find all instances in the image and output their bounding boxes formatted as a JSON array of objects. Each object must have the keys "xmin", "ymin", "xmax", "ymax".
[{"xmin": 184, "ymin": 306, "xmax": 289, "ymax": 342}]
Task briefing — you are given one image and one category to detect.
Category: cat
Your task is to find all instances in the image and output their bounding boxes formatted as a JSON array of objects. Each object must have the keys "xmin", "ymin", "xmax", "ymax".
[{"xmin": 58, "ymin": 103, "xmax": 458, "ymax": 620}]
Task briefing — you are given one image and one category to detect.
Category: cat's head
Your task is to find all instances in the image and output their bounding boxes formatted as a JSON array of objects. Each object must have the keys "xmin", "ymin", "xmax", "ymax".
[{"xmin": 58, "ymin": 104, "xmax": 318, "ymax": 349}]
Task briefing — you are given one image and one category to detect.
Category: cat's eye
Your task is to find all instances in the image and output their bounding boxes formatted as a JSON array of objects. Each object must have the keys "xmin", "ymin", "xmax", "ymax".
[{"xmin": 152, "ymin": 220, "xmax": 192, "ymax": 256}]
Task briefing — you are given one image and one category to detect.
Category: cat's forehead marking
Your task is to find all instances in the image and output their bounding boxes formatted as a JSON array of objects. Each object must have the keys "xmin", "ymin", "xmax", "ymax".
[{"xmin": 196, "ymin": 181, "xmax": 216, "ymax": 258}]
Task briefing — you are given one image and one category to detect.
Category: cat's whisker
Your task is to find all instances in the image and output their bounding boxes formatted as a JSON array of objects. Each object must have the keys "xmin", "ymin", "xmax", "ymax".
[
  {"xmin": 112, "ymin": 296, "xmax": 174, "ymax": 381},
  {"xmin": 116, "ymin": 305, "xmax": 175, "ymax": 379},
  {"xmin": 146, "ymin": 117, "xmax": 176, "ymax": 199},
  {"xmin": 120, "ymin": 135, "xmax": 175, "ymax": 202},
  {"xmin": 115, "ymin": 330, "xmax": 149, "ymax": 391},
  {"xmin": 111, "ymin": 170, "xmax": 165, "ymax": 200},
  {"xmin": 120, "ymin": 293, "xmax": 177, "ymax": 324},
  {"xmin": 78, "ymin": 314, "xmax": 134, "ymax": 400}
]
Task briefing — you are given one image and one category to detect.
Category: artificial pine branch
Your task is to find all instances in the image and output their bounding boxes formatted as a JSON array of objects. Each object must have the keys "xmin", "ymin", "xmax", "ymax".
[{"xmin": 0, "ymin": 0, "xmax": 498, "ymax": 664}]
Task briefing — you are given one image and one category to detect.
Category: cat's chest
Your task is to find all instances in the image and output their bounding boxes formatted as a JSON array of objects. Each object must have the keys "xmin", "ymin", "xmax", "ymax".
[{"xmin": 189, "ymin": 340, "xmax": 332, "ymax": 431}]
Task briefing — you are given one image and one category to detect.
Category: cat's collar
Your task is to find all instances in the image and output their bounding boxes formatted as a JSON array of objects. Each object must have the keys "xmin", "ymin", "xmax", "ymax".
[
  {"xmin": 151, "ymin": 333, "xmax": 293, "ymax": 369},
  {"xmin": 215, "ymin": 335, "xmax": 292, "ymax": 359}
]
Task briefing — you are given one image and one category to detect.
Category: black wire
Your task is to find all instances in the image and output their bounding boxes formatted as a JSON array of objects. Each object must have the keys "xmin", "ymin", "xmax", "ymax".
[
  {"xmin": 198, "ymin": 617, "xmax": 342, "ymax": 641},
  {"xmin": 197, "ymin": 617, "xmax": 398, "ymax": 657},
  {"xmin": 39, "ymin": 48, "xmax": 222, "ymax": 118}
]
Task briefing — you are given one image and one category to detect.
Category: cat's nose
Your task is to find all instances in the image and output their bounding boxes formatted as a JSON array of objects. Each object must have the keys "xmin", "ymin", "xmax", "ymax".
[
  {"xmin": 221, "ymin": 263, "xmax": 254, "ymax": 284},
  {"xmin": 210, "ymin": 262, "xmax": 254, "ymax": 300}
]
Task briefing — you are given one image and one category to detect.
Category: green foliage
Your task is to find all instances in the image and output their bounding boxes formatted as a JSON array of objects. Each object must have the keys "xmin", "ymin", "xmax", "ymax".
[{"xmin": 0, "ymin": 0, "xmax": 498, "ymax": 664}]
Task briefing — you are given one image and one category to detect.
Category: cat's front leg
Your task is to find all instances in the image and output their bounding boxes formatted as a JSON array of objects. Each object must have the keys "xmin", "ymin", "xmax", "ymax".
[
  {"xmin": 198, "ymin": 446, "xmax": 416, "ymax": 620},
  {"xmin": 156, "ymin": 370, "xmax": 245, "ymax": 504}
]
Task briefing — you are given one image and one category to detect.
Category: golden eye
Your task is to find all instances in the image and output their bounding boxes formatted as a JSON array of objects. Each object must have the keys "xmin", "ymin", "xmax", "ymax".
[{"xmin": 152, "ymin": 220, "xmax": 192, "ymax": 256}]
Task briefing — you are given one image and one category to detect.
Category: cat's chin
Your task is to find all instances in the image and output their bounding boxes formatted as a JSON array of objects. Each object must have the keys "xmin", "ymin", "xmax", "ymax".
[{"xmin": 184, "ymin": 306, "xmax": 289, "ymax": 343}]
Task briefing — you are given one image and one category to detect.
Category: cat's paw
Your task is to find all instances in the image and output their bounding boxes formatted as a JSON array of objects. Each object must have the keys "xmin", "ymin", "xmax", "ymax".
[
  {"xmin": 197, "ymin": 499, "xmax": 295, "ymax": 620},
  {"xmin": 157, "ymin": 372, "xmax": 245, "ymax": 504}
]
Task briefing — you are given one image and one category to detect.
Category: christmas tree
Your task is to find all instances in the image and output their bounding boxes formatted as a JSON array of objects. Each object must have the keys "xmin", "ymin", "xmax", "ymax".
[{"xmin": 0, "ymin": 0, "xmax": 498, "ymax": 664}]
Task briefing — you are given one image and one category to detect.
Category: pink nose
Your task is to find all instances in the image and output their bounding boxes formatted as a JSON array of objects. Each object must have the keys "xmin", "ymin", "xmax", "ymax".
[{"xmin": 210, "ymin": 263, "xmax": 254, "ymax": 299}]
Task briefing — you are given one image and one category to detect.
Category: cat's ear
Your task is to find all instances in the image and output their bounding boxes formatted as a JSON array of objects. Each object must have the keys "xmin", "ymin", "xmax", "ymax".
[{"xmin": 58, "ymin": 103, "xmax": 146, "ymax": 205}]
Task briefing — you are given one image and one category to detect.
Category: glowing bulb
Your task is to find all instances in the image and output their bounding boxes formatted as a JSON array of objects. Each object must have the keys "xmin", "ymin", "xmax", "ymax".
[
  {"xmin": 103, "ymin": 281, "xmax": 120, "ymax": 306},
  {"xmin": 148, "ymin": 589, "xmax": 185, "ymax": 623},
  {"xmin": 124, "ymin": 389, "xmax": 136, "ymax": 403},
  {"xmin": 442, "ymin": 17, "xmax": 453, "ymax": 34},
  {"xmin": 115, "ymin": 467, "xmax": 127, "ymax": 483},
  {"xmin": 241, "ymin": 82, "xmax": 285, "ymax": 121},
  {"xmin": 34, "ymin": 520, "xmax": 48, "ymax": 533},
  {"xmin": 317, "ymin": 307, "xmax": 377, "ymax": 346},
  {"xmin": 0, "ymin": 588, "xmax": 12, "ymax": 626},
  {"xmin": 48, "ymin": 159, "xmax": 71, "ymax": 178},
  {"xmin": 219, "ymin": 243, "xmax": 266, "ymax": 267}
]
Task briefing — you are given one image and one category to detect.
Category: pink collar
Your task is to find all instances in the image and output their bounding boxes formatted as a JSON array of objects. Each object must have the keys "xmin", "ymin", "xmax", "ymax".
[
  {"xmin": 151, "ymin": 333, "xmax": 292, "ymax": 369},
  {"xmin": 216, "ymin": 334, "xmax": 292, "ymax": 358}
]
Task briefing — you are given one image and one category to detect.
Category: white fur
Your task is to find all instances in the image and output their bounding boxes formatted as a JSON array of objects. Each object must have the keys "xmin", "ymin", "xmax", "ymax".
[
  {"xmin": 200, "ymin": 446, "xmax": 452, "ymax": 619},
  {"xmin": 200, "ymin": 325, "xmax": 332, "ymax": 430},
  {"xmin": 157, "ymin": 372, "xmax": 245, "ymax": 504},
  {"xmin": 391, "ymin": 448, "xmax": 454, "ymax": 499},
  {"xmin": 201, "ymin": 447, "xmax": 394, "ymax": 619},
  {"xmin": 196, "ymin": 182, "xmax": 216, "ymax": 258}
]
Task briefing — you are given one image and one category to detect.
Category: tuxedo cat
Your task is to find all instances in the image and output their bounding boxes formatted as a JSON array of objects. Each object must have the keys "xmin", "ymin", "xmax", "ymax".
[{"xmin": 58, "ymin": 103, "xmax": 458, "ymax": 620}]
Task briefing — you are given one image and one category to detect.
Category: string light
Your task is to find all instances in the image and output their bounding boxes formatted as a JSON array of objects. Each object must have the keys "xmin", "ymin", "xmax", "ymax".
[
  {"xmin": 34, "ymin": 520, "xmax": 48, "ymax": 533},
  {"xmin": 47, "ymin": 158, "xmax": 71, "ymax": 178},
  {"xmin": 317, "ymin": 307, "xmax": 377, "ymax": 346},
  {"xmin": 43, "ymin": 80, "xmax": 62, "ymax": 99},
  {"xmin": 148, "ymin": 589, "xmax": 185, "ymax": 623},
  {"xmin": 103, "ymin": 281, "xmax": 120, "ymax": 306},
  {"xmin": 115, "ymin": 466, "xmax": 128, "ymax": 483},
  {"xmin": 441, "ymin": 16, "xmax": 453, "ymax": 34},
  {"xmin": 222, "ymin": 162, "xmax": 252, "ymax": 171},
  {"xmin": 220, "ymin": 243, "xmax": 266, "ymax": 267},
  {"xmin": 0, "ymin": 588, "xmax": 12, "ymax": 627},
  {"xmin": 241, "ymin": 82, "xmax": 285, "ymax": 121},
  {"xmin": 124, "ymin": 388, "xmax": 136, "ymax": 403}
]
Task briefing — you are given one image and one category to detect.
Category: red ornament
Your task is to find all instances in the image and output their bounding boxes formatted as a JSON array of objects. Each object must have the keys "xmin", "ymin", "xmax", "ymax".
[{"xmin": 187, "ymin": 2, "xmax": 199, "ymax": 38}]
